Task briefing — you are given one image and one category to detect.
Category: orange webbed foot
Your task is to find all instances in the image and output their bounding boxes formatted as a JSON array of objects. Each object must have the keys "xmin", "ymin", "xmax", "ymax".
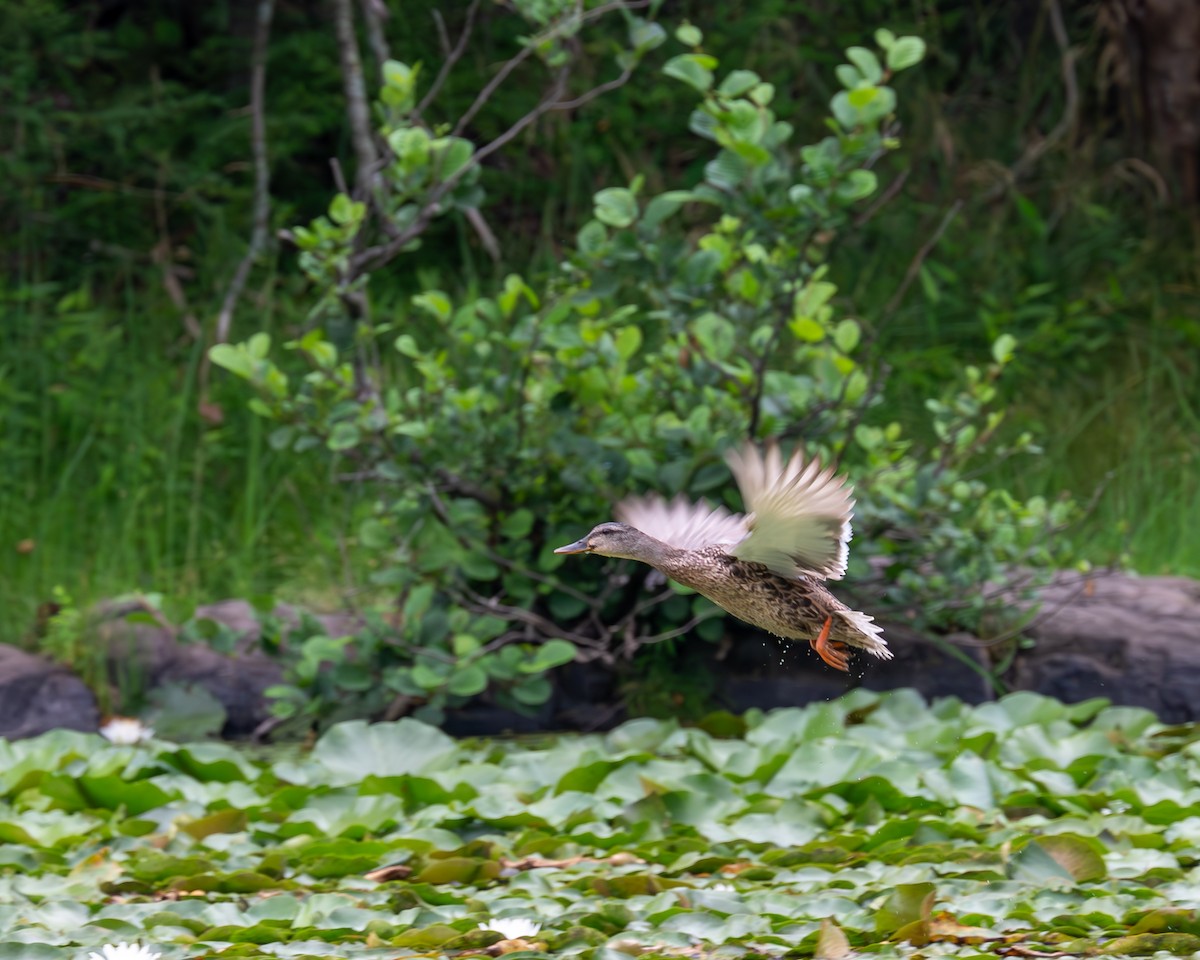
[{"xmin": 810, "ymin": 615, "xmax": 851, "ymax": 671}]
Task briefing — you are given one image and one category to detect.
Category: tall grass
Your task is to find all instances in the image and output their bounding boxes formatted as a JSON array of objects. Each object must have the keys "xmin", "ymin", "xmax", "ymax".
[
  {"xmin": 1000, "ymin": 342, "xmax": 1200, "ymax": 577},
  {"xmin": 0, "ymin": 284, "xmax": 356, "ymax": 642}
]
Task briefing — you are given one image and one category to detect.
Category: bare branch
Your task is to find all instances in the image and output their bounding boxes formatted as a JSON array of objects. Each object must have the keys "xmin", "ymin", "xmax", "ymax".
[
  {"xmin": 417, "ymin": 0, "xmax": 481, "ymax": 117},
  {"xmin": 631, "ymin": 611, "xmax": 722, "ymax": 648},
  {"xmin": 214, "ymin": 0, "xmax": 276, "ymax": 347},
  {"xmin": 331, "ymin": 0, "xmax": 379, "ymax": 196},
  {"xmin": 453, "ymin": 44, "xmax": 538, "ymax": 138},
  {"xmin": 982, "ymin": 0, "xmax": 1080, "ymax": 202},
  {"xmin": 329, "ymin": 157, "xmax": 350, "ymax": 198},
  {"xmin": 357, "ymin": 0, "xmax": 391, "ymax": 83},
  {"xmin": 549, "ymin": 64, "xmax": 635, "ymax": 111},
  {"xmin": 461, "ymin": 594, "xmax": 604, "ymax": 652},
  {"xmin": 465, "ymin": 207, "xmax": 502, "ymax": 262},
  {"xmin": 880, "ymin": 199, "xmax": 963, "ymax": 320},
  {"xmin": 852, "ymin": 168, "xmax": 910, "ymax": 227}
]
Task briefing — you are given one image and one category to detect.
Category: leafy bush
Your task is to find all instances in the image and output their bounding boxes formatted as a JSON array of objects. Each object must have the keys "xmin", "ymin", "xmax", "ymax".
[{"xmin": 214, "ymin": 20, "xmax": 1082, "ymax": 723}]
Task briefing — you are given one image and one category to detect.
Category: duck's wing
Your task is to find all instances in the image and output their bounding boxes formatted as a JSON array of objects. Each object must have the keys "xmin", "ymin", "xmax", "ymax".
[
  {"xmin": 724, "ymin": 442, "xmax": 854, "ymax": 580},
  {"xmin": 615, "ymin": 494, "xmax": 748, "ymax": 551}
]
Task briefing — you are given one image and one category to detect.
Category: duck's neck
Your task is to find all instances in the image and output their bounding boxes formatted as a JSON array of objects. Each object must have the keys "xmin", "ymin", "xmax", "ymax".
[
  {"xmin": 610, "ymin": 532, "xmax": 678, "ymax": 568},
  {"xmin": 635, "ymin": 539, "xmax": 700, "ymax": 586}
]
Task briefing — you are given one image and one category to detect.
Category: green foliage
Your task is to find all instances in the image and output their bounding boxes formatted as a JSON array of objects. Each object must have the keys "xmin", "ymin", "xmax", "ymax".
[
  {"xmin": 215, "ymin": 25, "xmax": 1081, "ymax": 714},
  {"xmin": 2, "ymin": 692, "xmax": 1200, "ymax": 954},
  {"xmin": 855, "ymin": 352, "xmax": 1082, "ymax": 636},
  {"xmin": 39, "ymin": 587, "xmax": 111, "ymax": 712},
  {"xmin": 258, "ymin": 607, "xmax": 578, "ymax": 729}
]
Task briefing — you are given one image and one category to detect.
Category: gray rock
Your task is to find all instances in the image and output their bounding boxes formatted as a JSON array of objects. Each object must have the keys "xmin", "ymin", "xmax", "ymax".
[
  {"xmin": 0, "ymin": 645, "xmax": 99, "ymax": 739},
  {"xmin": 1008, "ymin": 571, "xmax": 1200, "ymax": 722}
]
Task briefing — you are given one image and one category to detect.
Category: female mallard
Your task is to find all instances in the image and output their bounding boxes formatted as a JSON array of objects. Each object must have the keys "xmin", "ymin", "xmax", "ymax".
[{"xmin": 555, "ymin": 443, "xmax": 889, "ymax": 671}]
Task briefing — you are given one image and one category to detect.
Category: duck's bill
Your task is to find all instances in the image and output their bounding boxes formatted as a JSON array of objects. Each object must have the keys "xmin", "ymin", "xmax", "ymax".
[{"xmin": 553, "ymin": 538, "xmax": 591, "ymax": 554}]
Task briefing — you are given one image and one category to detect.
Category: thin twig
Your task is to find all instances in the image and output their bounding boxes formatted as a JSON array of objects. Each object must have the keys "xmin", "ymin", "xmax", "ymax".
[
  {"xmin": 417, "ymin": 0, "xmax": 481, "ymax": 116},
  {"xmin": 880, "ymin": 199, "xmax": 963, "ymax": 319},
  {"xmin": 465, "ymin": 207, "xmax": 502, "ymax": 261},
  {"xmin": 432, "ymin": 9, "xmax": 451, "ymax": 56},
  {"xmin": 357, "ymin": 0, "xmax": 391, "ymax": 83},
  {"xmin": 630, "ymin": 611, "xmax": 723, "ymax": 648},
  {"xmin": 461, "ymin": 595, "xmax": 603, "ymax": 651},
  {"xmin": 550, "ymin": 65, "xmax": 635, "ymax": 111},
  {"xmin": 329, "ymin": 157, "xmax": 350, "ymax": 198},
  {"xmin": 214, "ymin": 0, "xmax": 275, "ymax": 347},
  {"xmin": 983, "ymin": 0, "xmax": 1080, "ymax": 201},
  {"xmin": 852, "ymin": 168, "xmax": 909, "ymax": 227},
  {"xmin": 452, "ymin": 41, "xmax": 537, "ymax": 137}
]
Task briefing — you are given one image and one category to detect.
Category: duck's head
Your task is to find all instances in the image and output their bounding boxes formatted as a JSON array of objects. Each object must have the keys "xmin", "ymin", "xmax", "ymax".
[{"xmin": 554, "ymin": 521, "xmax": 652, "ymax": 561}]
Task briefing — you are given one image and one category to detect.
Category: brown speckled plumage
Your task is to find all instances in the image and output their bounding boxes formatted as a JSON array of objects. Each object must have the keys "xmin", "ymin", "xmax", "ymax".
[{"xmin": 555, "ymin": 443, "xmax": 889, "ymax": 671}]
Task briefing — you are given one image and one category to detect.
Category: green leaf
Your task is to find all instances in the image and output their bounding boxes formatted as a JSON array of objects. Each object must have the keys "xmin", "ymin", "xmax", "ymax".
[
  {"xmin": 833, "ymin": 319, "xmax": 860, "ymax": 352},
  {"xmin": 845, "ymin": 46, "xmax": 883, "ymax": 84},
  {"xmin": 431, "ymin": 137, "xmax": 474, "ymax": 179},
  {"xmin": 452, "ymin": 633, "xmax": 480, "ymax": 657},
  {"xmin": 992, "ymin": 333, "xmax": 1017, "ymax": 365},
  {"xmin": 593, "ymin": 187, "xmax": 638, "ymax": 228},
  {"xmin": 208, "ymin": 343, "xmax": 254, "ymax": 380},
  {"xmin": 887, "ymin": 36, "xmax": 926, "ymax": 71},
  {"xmin": 413, "ymin": 291, "xmax": 452, "ymax": 321},
  {"xmin": 511, "ymin": 676, "xmax": 552, "ymax": 705},
  {"xmin": 528, "ymin": 639, "xmax": 577, "ymax": 671},
  {"xmin": 830, "ymin": 91, "xmax": 859, "ymax": 130},
  {"xmin": 875, "ymin": 882, "xmax": 936, "ymax": 933},
  {"xmin": 614, "ymin": 325, "xmax": 642, "ymax": 360},
  {"xmin": 395, "ymin": 333, "xmax": 422, "ymax": 357},
  {"xmin": 309, "ymin": 719, "xmax": 457, "ymax": 785},
  {"xmin": 663, "ymin": 54, "xmax": 714, "ymax": 93},
  {"xmin": 641, "ymin": 190, "xmax": 694, "ymax": 229},
  {"xmin": 835, "ymin": 64, "xmax": 861, "ymax": 90},
  {"xmin": 834, "ymin": 169, "xmax": 877, "ymax": 203},
  {"xmin": 329, "ymin": 192, "xmax": 358, "ymax": 226},
  {"xmin": 327, "ymin": 422, "xmax": 360, "ymax": 451},
  {"xmin": 412, "ymin": 662, "xmax": 447, "ymax": 691},
  {"xmin": 381, "ymin": 59, "xmax": 417, "ymax": 111},
  {"xmin": 630, "ymin": 18, "xmax": 666, "ymax": 53},
  {"xmin": 447, "ymin": 664, "xmax": 488, "ymax": 697},
  {"xmin": 717, "ymin": 70, "xmax": 760, "ymax": 97},
  {"xmin": 791, "ymin": 316, "xmax": 825, "ymax": 342},
  {"xmin": 577, "ymin": 219, "xmax": 608, "ymax": 255},
  {"xmin": 500, "ymin": 509, "xmax": 534, "ymax": 538},
  {"xmin": 359, "ymin": 518, "xmax": 391, "ymax": 549},
  {"xmin": 675, "ymin": 23, "xmax": 702, "ymax": 47}
]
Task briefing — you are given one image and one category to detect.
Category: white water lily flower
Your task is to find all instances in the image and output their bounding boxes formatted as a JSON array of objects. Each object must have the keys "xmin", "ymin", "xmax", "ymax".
[
  {"xmin": 98, "ymin": 718, "xmax": 154, "ymax": 745},
  {"xmin": 88, "ymin": 944, "xmax": 162, "ymax": 960},
  {"xmin": 479, "ymin": 918, "xmax": 541, "ymax": 940}
]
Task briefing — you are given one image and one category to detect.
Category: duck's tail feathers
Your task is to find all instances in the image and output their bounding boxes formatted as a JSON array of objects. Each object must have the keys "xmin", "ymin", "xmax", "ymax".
[{"xmin": 839, "ymin": 609, "xmax": 891, "ymax": 660}]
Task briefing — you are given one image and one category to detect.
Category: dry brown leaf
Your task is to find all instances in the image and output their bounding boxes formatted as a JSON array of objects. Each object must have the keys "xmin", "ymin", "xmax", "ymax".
[{"xmin": 814, "ymin": 917, "xmax": 854, "ymax": 959}]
